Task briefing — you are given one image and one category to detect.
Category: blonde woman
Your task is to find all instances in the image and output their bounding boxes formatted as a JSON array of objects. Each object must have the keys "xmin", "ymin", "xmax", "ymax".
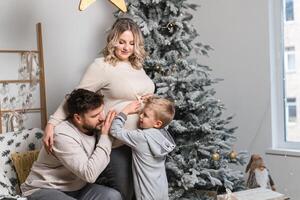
[{"xmin": 43, "ymin": 18, "xmax": 155, "ymax": 200}]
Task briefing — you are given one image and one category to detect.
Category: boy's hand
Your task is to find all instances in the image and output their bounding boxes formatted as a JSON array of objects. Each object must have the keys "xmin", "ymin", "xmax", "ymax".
[
  {"xmin": 140, "ymin": 93, "xmax": 153, "ymax": 102},
  {"xmin": 122, "ymin": 101, "xmax": 141, "ymax": 115},
  {"xmin": 101, "ymin": 110, "xmax": 116, "ymax": 135}
]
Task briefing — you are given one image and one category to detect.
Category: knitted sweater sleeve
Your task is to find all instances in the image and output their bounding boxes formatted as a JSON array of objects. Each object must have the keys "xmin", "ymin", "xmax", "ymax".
[
  {"xmin": 53, "ymin": 133, "xmax": 112, "ymax": 183},
  {"xmin": 48, "ymin": 58, "xmax": 108, "ymax": 126},
  {"xmin": 110, "ymin": 113, "xmax": 146, "ymax": 149}
]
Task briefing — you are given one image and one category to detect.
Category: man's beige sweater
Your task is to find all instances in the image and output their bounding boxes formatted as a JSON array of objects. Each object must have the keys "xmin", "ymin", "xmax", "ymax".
[{"xmin": 21, "ymin": 121, "xmax": 112, "ymax": 196}]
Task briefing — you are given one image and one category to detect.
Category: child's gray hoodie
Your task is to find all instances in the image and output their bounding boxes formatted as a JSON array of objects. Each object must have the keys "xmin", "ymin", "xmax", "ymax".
[{"xmin": 110, "ymin": 113, "xmax": 176, "ymax": 200}]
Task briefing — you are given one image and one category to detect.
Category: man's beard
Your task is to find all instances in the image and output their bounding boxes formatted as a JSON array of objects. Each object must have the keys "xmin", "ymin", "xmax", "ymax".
[{"xmin": 82, "ymin": 123, "xmax": 102, "ymax": 133}]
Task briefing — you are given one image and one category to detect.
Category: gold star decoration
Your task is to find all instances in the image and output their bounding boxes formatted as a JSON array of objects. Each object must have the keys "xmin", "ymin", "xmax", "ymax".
[{"xmin": 79, "ymin": 0, "xmax": 127, "ymax": 12}]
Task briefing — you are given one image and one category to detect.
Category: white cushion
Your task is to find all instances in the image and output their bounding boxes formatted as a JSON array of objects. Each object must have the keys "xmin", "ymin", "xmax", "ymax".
[{"xmin": 0, "ymin": 167, "xmax": 14, "ymax": 196}]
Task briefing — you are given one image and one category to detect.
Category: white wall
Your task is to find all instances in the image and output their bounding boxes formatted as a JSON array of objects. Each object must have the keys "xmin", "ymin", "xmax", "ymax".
[
  {"xmin": 192, "ymin": 0, "xmax": 300, "ymax": 199},
  {"xmin": 1, "ymin": 0, "xmax": 299, "ymax": 199},
  {"xmin": 0, "ymin": 0, "xmax": 115, "ymax": 115}
]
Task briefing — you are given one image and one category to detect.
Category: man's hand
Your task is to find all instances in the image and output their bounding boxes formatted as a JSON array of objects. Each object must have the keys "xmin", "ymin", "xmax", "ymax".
[
  {"xmin": 122, "ymin": 101, "xmax": 141, "ymax": 116},
  {"xmin": 101, "ymin": 110, "xmax": 116, "ymax": 135},
  {"xmin": 43, "ymin": 123, "xmax": 54, "ymax": 154}
]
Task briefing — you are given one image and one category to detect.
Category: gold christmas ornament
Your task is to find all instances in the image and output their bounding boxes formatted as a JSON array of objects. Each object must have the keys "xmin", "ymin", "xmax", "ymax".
[
  {"xmin": 229, "ymin": 151, "xmax": 238, "ymax": 160},
  {"xmin": 212, "ymin": 153, "xmax": 220, "ymax": 161},
  {"xmin": 79, "ymin": 0, "xmax": 127, "ymax": 12}
]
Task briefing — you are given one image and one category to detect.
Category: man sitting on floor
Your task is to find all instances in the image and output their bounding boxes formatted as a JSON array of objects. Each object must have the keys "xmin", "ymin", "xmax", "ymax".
[{"xmin": 21, "ymin": 89, "xmax": 120, "ymax": 200}]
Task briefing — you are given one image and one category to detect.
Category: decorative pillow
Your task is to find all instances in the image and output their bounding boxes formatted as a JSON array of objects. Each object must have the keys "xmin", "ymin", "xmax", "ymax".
[
  {"xmin": 11, "ymin": 150, "xmax": 40, "ymax": 185},
  {"xmin": 0, "ymin": 128, "xmax": 43, "ymax": 195},
  {"xmin": 0, "ymin": 168, "xmax": 14, "ymax": 196}
]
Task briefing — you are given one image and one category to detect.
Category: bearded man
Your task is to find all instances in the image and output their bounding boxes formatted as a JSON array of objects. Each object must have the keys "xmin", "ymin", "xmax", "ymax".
[{"xmin": 21, "ymin": 89, "xmax": 121, "ymax": 200}]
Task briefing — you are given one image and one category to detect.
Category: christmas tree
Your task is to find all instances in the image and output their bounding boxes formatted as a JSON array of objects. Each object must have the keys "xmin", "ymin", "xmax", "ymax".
[{"xmin": 118, "ymin": 0, "xmax": 248, "ymax": 199}]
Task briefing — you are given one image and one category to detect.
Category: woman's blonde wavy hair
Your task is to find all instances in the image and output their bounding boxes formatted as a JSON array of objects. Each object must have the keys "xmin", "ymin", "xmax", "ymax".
[{"xmin": 103, "ymin": 18, "xmax": 146, "ymax": 69}]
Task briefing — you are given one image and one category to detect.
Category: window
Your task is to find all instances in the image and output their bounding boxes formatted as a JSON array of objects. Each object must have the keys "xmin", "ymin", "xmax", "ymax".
[
  {"xmin": 286, "ymin": 98, "xmax": 299, "ymax": 142},
  {"xmin": 286, "ymin": 97, "xmax": 297, "ymax": 123},
  {"xmin": 285, "ymin": 0, "xmax": 294, "ymax": 21},
  {"xmin": 270, "ymin": 0, "xmax": 300, "ymax": 149},
  {"xmin": 285, "ymin": 47, "xmax": 296, "ymax": 72}
]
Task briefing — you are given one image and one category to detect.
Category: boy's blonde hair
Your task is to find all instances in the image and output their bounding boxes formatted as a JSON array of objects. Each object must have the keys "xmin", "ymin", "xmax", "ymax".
[{"xmin": 144, "ymin": 97, "xmax": 175, "ymax": 128}]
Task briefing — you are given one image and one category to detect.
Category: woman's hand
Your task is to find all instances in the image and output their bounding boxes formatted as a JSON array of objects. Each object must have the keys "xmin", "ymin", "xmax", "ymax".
[
  {"xmin": 101, "ymin": 110, "xmax": 116, "ymax": 135},
  {"xmin": 43, "ymin": 123, "xmax": 54, "ymax": 154},
  {"xmin": 122, "ymin": 101, "xmax": 141, "ymax": 115}
]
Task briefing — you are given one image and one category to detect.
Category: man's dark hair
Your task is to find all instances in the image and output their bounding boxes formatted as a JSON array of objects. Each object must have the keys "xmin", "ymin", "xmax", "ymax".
[{"xmin": 66, "ymin": 89, "xmax": 104, "ymax": 118}]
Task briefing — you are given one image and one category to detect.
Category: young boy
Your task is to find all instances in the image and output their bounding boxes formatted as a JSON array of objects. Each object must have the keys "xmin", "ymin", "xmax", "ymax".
[{"xmin": 110, "ymin": 97, "xmax": 176, "ymax": 200}]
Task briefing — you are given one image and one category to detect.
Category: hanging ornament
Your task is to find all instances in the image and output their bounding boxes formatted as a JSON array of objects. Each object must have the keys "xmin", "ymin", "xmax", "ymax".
[
  {"xmin": 155, "ymin": 65, "xmax": 164, "ymax": 74},
  {"xmin": 212, "ymin": 152, "xmax": 220, "ymax": 161},
  {"xmin": 167, "ymin": 22, "xmax": 176, "ymax": 32},
  {"xmin": 79, "ymin": 0, "xmax": 127, "ymax": 12},
  {"xmin": 229, "ymin": 150, "xmax": 238, "ymax": 160},
  {"xmin": 171, "ymin": 65, "xmax": 177, "ymax": 73},
  {"xmin": 0, "ymin": 83, "xmax": 9, "ymax": 95}
]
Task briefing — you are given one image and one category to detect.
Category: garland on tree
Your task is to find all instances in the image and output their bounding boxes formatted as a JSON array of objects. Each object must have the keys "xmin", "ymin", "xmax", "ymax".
[{"xmin": 117, "ymin": 0, "xmax": 248, "ymax": 199}]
